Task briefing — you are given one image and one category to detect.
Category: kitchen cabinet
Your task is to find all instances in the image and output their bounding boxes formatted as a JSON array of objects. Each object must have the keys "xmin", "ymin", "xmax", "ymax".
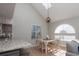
[
  {"xmin": 2, "ymin": 24, "xmax": 12, "ymax": 33},
  {"xmin": 0, "ymin": 23, "xmax": 12, "ymax": 39}
]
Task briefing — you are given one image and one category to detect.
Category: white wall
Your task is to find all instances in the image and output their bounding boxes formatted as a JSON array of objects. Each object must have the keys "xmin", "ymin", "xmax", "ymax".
[
  {"xmin": 50, "ymin": 17, "xmax": 79, "ymax": 39},
  {"xmin": 12, "ymin": 3, "xmax": 47, "ymax": 45}
]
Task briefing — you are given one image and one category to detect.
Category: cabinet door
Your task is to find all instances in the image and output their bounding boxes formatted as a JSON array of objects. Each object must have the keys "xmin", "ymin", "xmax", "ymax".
[{"xmin": 2, "ymin": 24, "xmax": 12, "ymax": 33}]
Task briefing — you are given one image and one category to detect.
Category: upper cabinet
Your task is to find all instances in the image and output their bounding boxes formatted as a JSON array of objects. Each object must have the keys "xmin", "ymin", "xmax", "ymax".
[
  {"xmin": 0, "ymin": 23, "xmax": 12, "ymax": 39},
  {"xmin": 2, "ymin": 24, "xmax": 12, "ymax": 34}
]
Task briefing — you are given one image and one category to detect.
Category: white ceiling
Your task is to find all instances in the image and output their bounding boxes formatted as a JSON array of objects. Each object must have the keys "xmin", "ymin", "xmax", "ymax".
[
  {"xmin": 32, "ymin": 3, "xmax": 79, "ymax": 22},
  {"xmin": 0, "ymin": 3, "xmax": 79, "ymax": 21},
  {"xmin": 0, "ymin": 3, "xmax": 15, "ymax": 19}
]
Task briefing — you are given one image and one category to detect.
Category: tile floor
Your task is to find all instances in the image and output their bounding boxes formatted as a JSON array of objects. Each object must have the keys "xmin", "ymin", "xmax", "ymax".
[{"xmin": 22, "ymin": 45, "xmax": 66, "ymax": 56}]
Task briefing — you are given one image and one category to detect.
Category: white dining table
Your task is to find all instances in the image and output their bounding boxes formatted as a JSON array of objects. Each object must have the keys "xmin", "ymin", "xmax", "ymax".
[{"xmin": 38, "ymin": 39, "xmax": 54, "ymax": 55}]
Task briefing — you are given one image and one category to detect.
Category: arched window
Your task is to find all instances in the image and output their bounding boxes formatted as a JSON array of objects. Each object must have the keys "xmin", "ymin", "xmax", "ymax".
[{"xmin": 54, "ymin": 24, "xmax": 76, "ymax": 41}]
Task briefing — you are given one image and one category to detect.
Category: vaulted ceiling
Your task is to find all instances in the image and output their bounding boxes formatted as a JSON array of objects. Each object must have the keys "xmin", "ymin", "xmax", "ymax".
[
  {"xmin": 0, "ymin": 3, "xmax": 79, "ymax": 22},
  {"xmin": 31, "ymin": 3, "xmax": 79, "ymax": 22}
]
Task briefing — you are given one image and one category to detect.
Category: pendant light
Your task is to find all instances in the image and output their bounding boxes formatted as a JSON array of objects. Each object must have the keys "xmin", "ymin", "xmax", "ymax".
[{"xmin": 46, "ymin": 3, "xmax": 51, "ymax": 23}]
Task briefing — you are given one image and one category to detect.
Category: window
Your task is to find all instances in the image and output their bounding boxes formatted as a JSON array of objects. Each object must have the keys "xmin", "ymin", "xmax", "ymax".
[
  {"xmin": 42, "ymin": 3, "xmax": 51, "ymax": 9},
  {"xmin": 31, "ymin": 24, "xmax": 41, "ymax": 39},
  {"xmin": 54, "ymin": 24, "xmax": 76, "ymax": 41}
]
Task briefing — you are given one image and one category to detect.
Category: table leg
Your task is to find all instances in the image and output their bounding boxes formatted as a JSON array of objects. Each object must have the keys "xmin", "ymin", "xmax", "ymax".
[{"xmin": 45, "ymin": 42, "xmax": 48, "ymax": 55}]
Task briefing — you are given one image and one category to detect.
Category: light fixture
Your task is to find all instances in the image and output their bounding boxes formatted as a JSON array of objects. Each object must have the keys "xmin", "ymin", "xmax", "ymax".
[
  {"xmin": 42, "ymin": 3, "xmax": 52, "ymax": 23},
  {"xmin": 46, "ymin": 16, "xmax": 51, "ymax": 23},
  {"xmin": 45, "ymin": 3, "xmax": 51, "ymax": 23}
]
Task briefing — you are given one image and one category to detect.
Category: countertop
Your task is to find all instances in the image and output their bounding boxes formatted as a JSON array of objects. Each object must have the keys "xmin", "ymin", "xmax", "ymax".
[{"xmin": 0, "ymin": 39, "xmax": 33, "ymax": 53}]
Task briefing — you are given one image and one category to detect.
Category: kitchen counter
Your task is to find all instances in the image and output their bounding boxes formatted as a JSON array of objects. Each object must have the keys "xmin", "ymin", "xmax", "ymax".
[{"xmin": 0, "ymin": 39, "xmax": 33, "ymax": 53}]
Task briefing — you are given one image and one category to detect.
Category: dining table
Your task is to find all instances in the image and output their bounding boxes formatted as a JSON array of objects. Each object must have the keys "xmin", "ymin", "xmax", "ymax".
[{"xmin": 37, "ymin": 39, "xmax": 54, "ymax": 55}]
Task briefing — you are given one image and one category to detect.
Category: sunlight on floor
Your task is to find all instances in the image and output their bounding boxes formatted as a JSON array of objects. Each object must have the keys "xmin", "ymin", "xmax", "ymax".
[{"xmin": 53, "ymin": 49, "xmax": 66, "ymax": 56}]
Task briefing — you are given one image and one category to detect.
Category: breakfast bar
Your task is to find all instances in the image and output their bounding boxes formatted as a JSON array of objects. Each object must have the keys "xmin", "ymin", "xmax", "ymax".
[{"xmin": 0, "ymin": 41, "xmax": 32, "ymax": 56}]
